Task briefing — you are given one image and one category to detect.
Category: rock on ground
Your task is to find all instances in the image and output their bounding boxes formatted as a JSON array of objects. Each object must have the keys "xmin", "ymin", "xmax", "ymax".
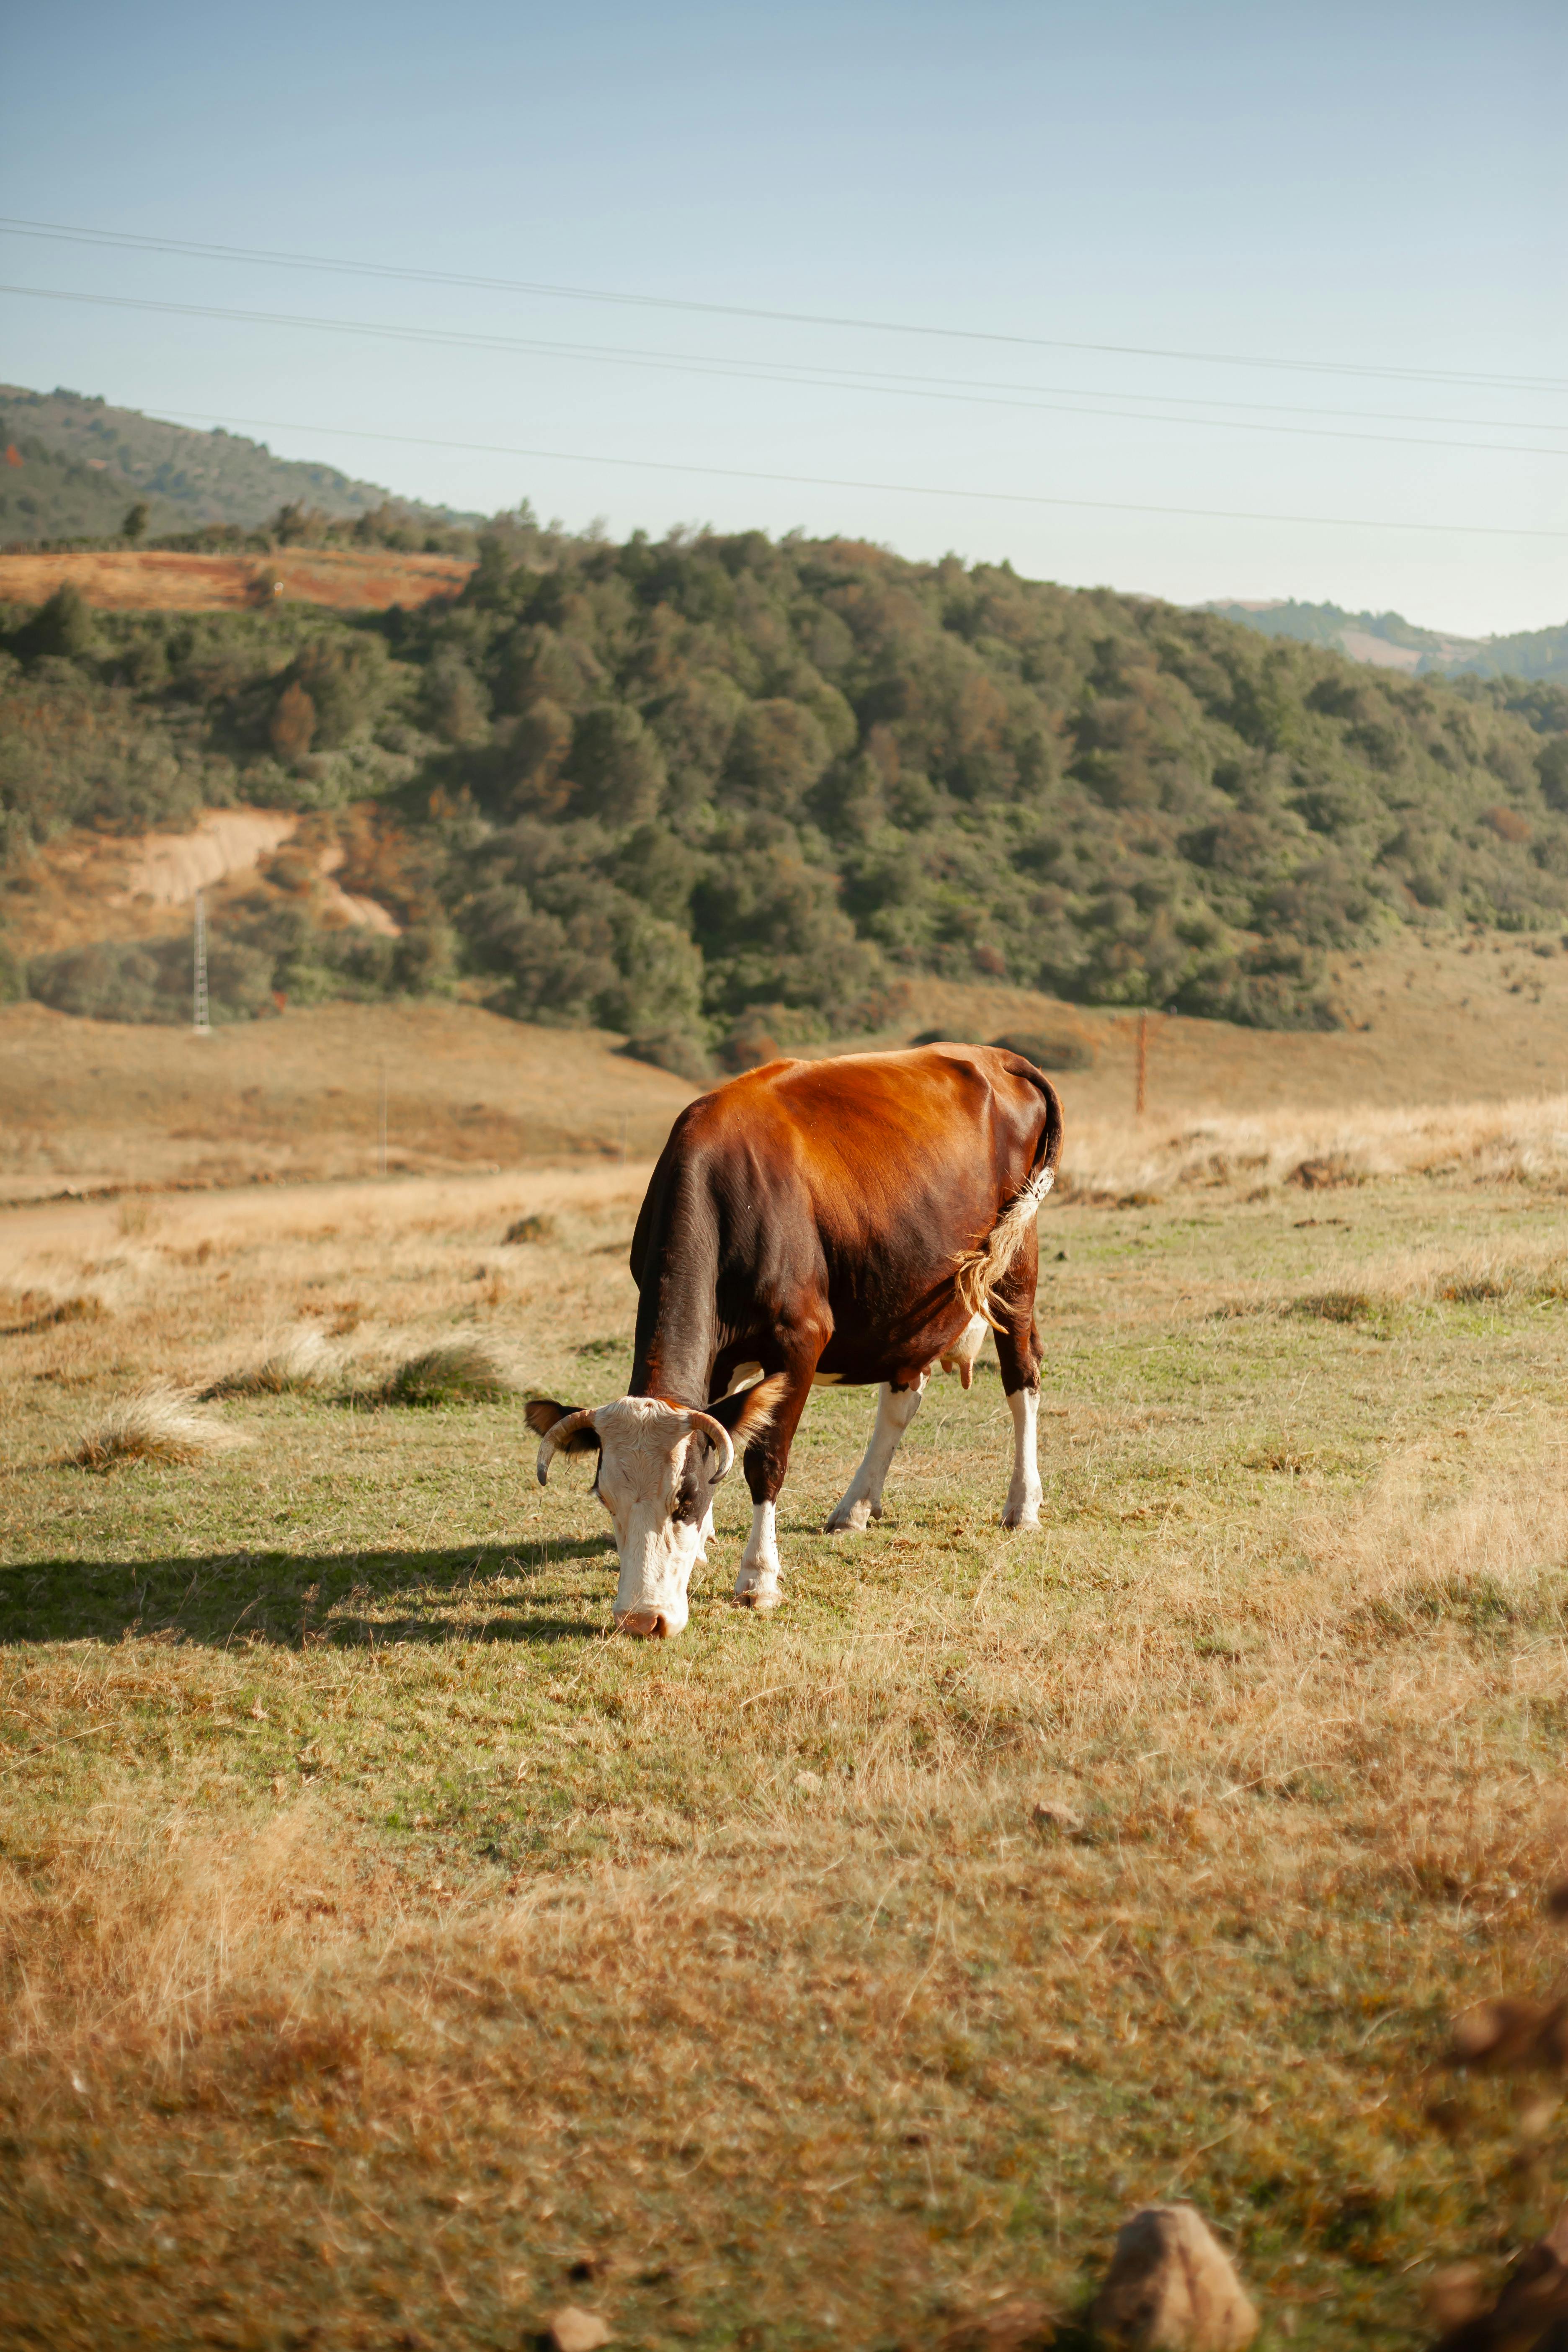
[
  {"xmin": 1090, "ymin": 2203, "xmax": 1258, "ymax": 2349},
  {"xmin": 546, "ymin": 2308, "xmax": 613, "ymax": 2352}
]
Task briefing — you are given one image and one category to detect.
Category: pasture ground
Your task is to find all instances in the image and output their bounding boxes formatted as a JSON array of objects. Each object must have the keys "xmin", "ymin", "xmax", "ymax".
[{"xmin": 5, "ymin": 1100, "xmax": 1568, "ymax": 2347}]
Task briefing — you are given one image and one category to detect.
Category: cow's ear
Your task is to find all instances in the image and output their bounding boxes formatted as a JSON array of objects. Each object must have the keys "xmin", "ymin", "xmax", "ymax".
[
  {"xmin": 708, "ymin": 1372, "xmax": 790, "ymax": 1451},
  {"xmin": 526, "ymin": 1398, "xmax": 600, "ymax": 1453}
]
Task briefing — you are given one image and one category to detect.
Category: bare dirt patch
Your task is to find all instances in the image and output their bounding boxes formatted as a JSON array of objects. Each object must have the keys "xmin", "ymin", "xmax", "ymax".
[{"xmin": 0, "ymin": 546, "xmax": 475, "ymax": 612}]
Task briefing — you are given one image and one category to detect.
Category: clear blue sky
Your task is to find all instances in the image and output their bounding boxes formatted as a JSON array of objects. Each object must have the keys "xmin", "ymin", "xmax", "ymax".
[{"xmin": 3, "ymin": 0, "xmax": 1563, "ymax": 634}]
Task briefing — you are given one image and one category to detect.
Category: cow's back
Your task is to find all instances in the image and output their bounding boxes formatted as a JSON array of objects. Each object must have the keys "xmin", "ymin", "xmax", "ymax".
[{"xmin": 632, "ymin": 1044, "xmax": 1057, "ymax": 1329}]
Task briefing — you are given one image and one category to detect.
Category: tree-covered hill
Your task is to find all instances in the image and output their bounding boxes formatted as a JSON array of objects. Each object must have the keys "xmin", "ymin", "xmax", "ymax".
[
  {"xmin": 1205, "ymin": 596, "xmax": 1568, "ymax": 685},
  {"xmin": 3, "ymin": 523, "xmax": 1566, "ymax": 1065},
  {"xmin": 0, "ymin": 385, "xmax": 475, "ymax": 546}
]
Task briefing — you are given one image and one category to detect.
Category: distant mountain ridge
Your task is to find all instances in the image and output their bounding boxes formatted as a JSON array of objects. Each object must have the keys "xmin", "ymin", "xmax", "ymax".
[
  {"xmin": 1203, "ymin": 597, "xmax": 1568, "ymax": 684},
  {"xmin": 0, "ymin": 384, "xmax": 477, "ymax": 545}
]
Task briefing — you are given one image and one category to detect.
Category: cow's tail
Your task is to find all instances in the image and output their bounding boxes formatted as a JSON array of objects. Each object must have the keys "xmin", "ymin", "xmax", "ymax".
[{"xmin": 952, "ymin": 1068, "xmax": 1065, "ymax": 1331}]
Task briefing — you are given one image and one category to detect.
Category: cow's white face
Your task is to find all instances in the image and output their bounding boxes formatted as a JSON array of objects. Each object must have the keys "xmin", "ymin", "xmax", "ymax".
[
  {"xmin": 528, "ymin": 1382, "xmax": 784, "ymax": 1638},
  {"xmin": 587, "ymin": 1397, "xmax": 722, "ymax": 1637}
]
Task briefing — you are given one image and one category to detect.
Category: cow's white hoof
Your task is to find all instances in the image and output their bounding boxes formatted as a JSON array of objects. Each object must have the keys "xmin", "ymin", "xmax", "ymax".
[
  {"xmin": 1002, "ymin": 1501, "xmax": 1041, "ymax": 1530},
  {"xmin": 732, "ymin": 1580, "xmax": 782, "ymax": 1613},
  {"xmin": 826, "ymin": 1496, "xmax": 877, "ymax": 1532}
]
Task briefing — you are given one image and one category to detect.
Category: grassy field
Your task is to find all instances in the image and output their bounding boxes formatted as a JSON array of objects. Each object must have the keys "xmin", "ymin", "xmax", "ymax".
[{"xmin": 5, "ymin": 1097, "xmax": 1568, "ymax": 2347}]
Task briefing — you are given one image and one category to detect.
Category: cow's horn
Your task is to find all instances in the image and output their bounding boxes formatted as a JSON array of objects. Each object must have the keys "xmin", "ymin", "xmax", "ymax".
[
  {"xmin": 535, "ymin": 1407, "xmax": 599, "ymax": 1485},
  {"xmin": 685, "ymin": 1411, "xmax": 735, "ymax": 1484}
]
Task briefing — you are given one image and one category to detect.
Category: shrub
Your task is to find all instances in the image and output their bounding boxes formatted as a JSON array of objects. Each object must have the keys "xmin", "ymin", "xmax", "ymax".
[
  {"xmin": 565, "ymin": 704, "xmax": 666, "ymax": 825},
  {"xmin": 716, "ymin": 1012, "xmax": 784, "ymax": 1073},
  {"xmin": 617, "ymin": 1029, "xmax": 714, "ymax": 1084},
  {"xmin": 988, "ymin": 1031, "xmax": 1095, "ymax": 1072},
  {"xmin": 12, "ymin": 582, "xmax": 96, "ymax": 663}
]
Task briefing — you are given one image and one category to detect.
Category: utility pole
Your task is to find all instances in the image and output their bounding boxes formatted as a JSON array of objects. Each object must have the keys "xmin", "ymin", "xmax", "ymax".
[
  {"xmin": 1135, "ymin": 1010, "xmax": 1148, "ymax": 1118},
  {"xmin": 193, "ymin": 890, "xmax": 211, "ymax": 1035}
]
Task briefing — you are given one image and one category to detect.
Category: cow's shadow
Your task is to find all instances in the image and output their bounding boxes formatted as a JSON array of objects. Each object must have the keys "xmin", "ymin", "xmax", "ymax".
[{"xmin": 0, "ymin": 1533, "xmax": 619, "ymax": 1651}]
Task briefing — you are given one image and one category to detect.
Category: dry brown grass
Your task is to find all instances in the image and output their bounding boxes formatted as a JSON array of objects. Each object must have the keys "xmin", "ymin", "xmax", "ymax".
[
  {"xmin": 7, "ymin": 921, "xmax": 1568, "ymax": 1207},
  {"xmin": 1066, "ymin": 1090, "xmax": 1568, "ymax": 1203},
  {"xmin": 65, "ymin": 1384, "xmax": 248, "ymax": 1471},
  {"xmin": 6, "ymin": 1115, "xmax": 1568, "ymax": 2344},
  {"xmin": 199, "ymin": 1323, "xmax": 345, "ymax": 1398},
  {"xmin": 1211, "ymin": 1233, "xmax": 1568, "ymax": 1326},
  {"xmin": 0, "ymin": 546, "xmax": 474, "ymax": 613},
  {"xmin": 15, "ymin": 1434, "xmax": 1565, "ymax": 2051},
  {"xmin": 371, "ymin": 1331, "xmax": 523, "ymax": 1406}
]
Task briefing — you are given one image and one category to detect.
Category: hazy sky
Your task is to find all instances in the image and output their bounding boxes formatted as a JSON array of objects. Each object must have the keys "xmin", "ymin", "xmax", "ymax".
[{"xmin": 3, "ymin": 0, "xmax": 1563, "ymax": 634}]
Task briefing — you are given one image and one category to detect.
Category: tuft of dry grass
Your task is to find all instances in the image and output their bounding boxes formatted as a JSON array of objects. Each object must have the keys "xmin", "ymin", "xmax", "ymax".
[
  {"xmin": 1292, "ymin": 1287, "xmax": 1376, "ymax": 1323},
  {"xmin": 505, "ymin": 1211, "xmax": 558, "ymax": 1244},
  {"xmin": 66, "ymin": 1384, "xmax": 248, "ymax": 1471},
  {"xmin": 372, "ymin": 1331, "xmax": 521, "ymax": 1406},
  {"xmin": 200, "ymin": 1324, "xmax": 343, "ymax": 1398}
]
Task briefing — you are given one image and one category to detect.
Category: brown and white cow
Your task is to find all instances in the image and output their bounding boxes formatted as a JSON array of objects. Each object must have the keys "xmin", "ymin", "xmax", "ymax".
[{"xmin": 525, "ymin": 1042, "xmax": 1063, "ymax": 1637}]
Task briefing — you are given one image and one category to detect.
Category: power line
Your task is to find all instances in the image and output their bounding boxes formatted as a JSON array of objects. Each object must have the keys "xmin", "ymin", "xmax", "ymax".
[
  {"xmin": 147, "ymin": 405, "xmax": 1568, "ymax": 539},
  {"xmin": 2, "ymin": 212, "xmax": 1564, "ymax": 397},
  {"xmin": 4, "ymin": 281, "xmax": 1567, "ymax": 462},
  {"xmin": 9, "ymin": 214, "xmax": 1563, "ymax": 436}
]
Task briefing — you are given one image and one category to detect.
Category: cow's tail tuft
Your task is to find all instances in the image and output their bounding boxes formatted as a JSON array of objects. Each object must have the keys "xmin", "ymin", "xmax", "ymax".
[{"xmin": 952, "ymin": 1070, "xmax": 1064, "ymax": 1331}]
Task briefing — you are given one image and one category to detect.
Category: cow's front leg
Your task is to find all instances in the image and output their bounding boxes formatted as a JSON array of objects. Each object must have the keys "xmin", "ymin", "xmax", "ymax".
[
  {"xmin": 732, "ymin": 1351, "xmax": 821, "ymax": 1613},
  {"xmin": 735, "ymin": 1498, "xmax": 781, "ymax": 1610},
  {"xmin": 825, "ymin": 1374, "xmax": 928, "ymax": 1533}
]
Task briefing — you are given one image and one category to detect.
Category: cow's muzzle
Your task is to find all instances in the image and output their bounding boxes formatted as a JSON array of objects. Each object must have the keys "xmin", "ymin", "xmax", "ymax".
[{"xmin": 614, "ymin": 1607, "xmax": 673, "ymax": 1640}]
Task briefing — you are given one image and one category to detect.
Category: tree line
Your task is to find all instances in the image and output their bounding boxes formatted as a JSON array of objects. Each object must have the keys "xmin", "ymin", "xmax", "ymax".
[{"xmin": 3, "ymin": 522, "xmax": 1566, "ymax": 1071}]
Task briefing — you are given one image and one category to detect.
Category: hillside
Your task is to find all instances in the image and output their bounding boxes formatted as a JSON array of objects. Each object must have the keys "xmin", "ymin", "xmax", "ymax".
[
  {"xmin": 8, "ymin": 921, "xmax": 1568, "ymax": 1202},
  {"xmin": 0, "ymin": 384, "xmax": 475, "ymax": 545},
  {"xmin": 1205, "ymin": 597, "xmax": 1568, "ymax": 684},
  {"xmin": 3, "ymin": 527, "xmax": 1567, "ymax": 1060}
]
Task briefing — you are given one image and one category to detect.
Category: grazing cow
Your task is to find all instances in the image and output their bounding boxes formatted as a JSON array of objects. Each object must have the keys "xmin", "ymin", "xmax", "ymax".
[{"xmin": 526, "ymin": 1043, "xmax": 1063, "ymax": 1638}]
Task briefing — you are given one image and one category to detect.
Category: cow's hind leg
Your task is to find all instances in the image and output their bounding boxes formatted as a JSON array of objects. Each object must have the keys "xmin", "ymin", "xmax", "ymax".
[
  {"xmin": 1002, "ymin": 1387, "xmax": 1041, "ymax": 1528},
  {"xmin": 993, "ymin": 1240, "xmax": 1045, "ymax": 1530},
  {"xmin": 825, "ymin": 1375, "xmax": 928, "ymax": 1533}
]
